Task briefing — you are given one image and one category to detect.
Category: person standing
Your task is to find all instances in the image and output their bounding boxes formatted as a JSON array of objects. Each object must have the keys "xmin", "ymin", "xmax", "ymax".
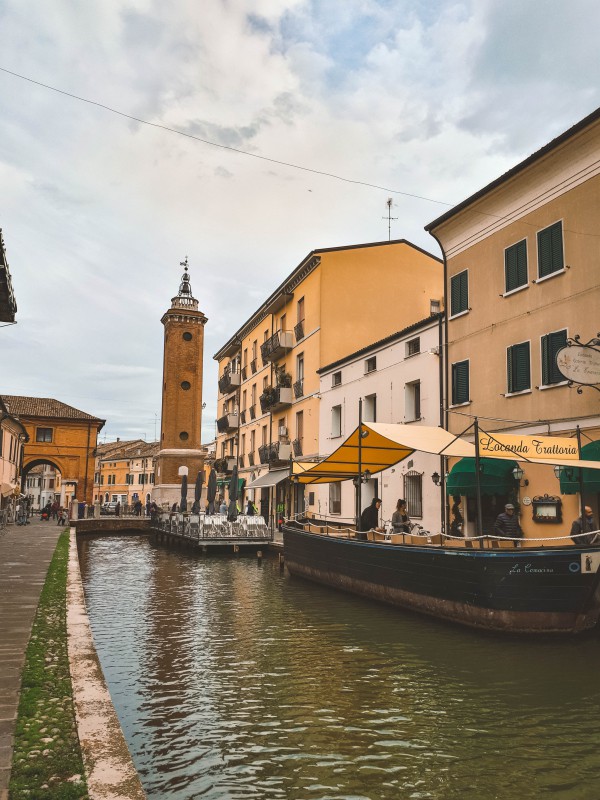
[
  {"xmin": 391, "ymin": 499, "xmax": 410, "ymax": 533},
  {"xmin": 570, "ymin": 506, "xmax": 598, "ymax": 545},
  {"xmin": 246, "ymin": 498, "xmax": 255, "ymax": 516},
  {"xmin": 494, "ymin": 503, "xmax": 522, "ymax": 547},
  {"xmin": 115, "ymin": 501, "xmax": 121, "ymax": 517}
]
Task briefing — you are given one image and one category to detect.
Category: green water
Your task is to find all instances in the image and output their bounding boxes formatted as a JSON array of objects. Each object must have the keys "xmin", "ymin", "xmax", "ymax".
[{"xmin": 78, "ymin": 536, "xmax": 600, "ymax": 800}]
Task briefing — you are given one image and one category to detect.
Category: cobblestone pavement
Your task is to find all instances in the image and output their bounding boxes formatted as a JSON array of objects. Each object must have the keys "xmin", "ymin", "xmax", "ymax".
[{"xmin": 0, "ymin": 518, "xmax": 64, "ymax": 800}]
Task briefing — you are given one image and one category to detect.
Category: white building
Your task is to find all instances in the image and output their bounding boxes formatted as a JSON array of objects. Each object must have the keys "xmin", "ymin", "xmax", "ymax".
[{"xmin": 316, "ymin": 314, "xmax": 444, "ymax": 532}]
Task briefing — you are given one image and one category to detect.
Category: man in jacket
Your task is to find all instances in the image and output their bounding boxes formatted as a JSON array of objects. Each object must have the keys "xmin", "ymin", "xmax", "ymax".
[
  {"xmin": 358, "ymin": 498, "xmax": 384, "ymax": 540},
  {"xmin": 570, "ymin": 506, "xmax": 598, "ymax": 545},
  {"xmin": 494, "ymin": 503, "xmax": 522, "ymax": 547}
]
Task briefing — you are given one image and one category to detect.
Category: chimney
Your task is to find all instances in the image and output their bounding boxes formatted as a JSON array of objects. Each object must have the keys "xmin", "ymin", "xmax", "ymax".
[{"xmin": 116, "ymin": 437, "xmax": 120, "ymax": 442}]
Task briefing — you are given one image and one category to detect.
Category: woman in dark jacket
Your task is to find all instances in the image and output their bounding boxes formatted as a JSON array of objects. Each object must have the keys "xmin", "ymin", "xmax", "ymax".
[
  {"xmin": 450, "ymin": 496, "xmax": 463, "ymax": 537},
  {"xmin": 391, "ymin": 499, "xmax": 410, "ymax": 533}
]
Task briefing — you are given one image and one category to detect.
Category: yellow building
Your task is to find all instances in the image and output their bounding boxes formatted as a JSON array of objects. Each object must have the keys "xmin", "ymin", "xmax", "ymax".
[
  {"xmin": 94, "ymin": 439, "xmax": 160, "ymax": 507},
  {"xmin": 426, "ymin": 107, "xmax": 600, "ymax": 539},
  {"xmin": 214, "ymin": 239, "xmax": 443, "ymax": 524}
]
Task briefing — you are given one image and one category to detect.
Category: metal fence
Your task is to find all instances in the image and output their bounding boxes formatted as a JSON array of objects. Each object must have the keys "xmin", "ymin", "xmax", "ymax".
[{"xmin": 154, "ymin": 512, "xmax": 273, "ymax": 543}]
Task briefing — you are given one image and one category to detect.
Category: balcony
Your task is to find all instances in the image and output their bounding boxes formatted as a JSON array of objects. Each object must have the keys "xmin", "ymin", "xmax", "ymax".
[
  {"xmin": 214, "ymin": 456, "xmax": 236, "ymax": 474},
  {"xmin": 260, "ymin": 330, "xmax": 294, "ymax": 364},
  {"xmin": 293, "ymin": 379, "xmax": 304, "ymax": 399},
  {"xmin": 259, "ymin": 386, "xmax": 293, "ymax": 414},
  {"xmin": 241, "ymin": 366, "xmax": 247, "ymax": 381},
  {"xmin": 248, "ymin": 452, "xmax": 255, "ymax": 466},
  {"xmin": 250, "ymin": 359, "xmax": 258, "ymax": 374},
  {"xmin": 240, "ymin": 409, "xmax": 247, "ymax": 425},
  {"xmin": 294, "ymin": 319, "xmax": 304, "ymax": 341},
  {"xmin": 259, "ymin": 441, "xmax": 293, "ymax": 465},
  {"xmin": 216, "ymin": 412, "xmax": 239, "ymax": 433},
  {"xmin": 293, "ymin": 438, "xmax": 303, "ymax": 457},
  {"xmin": 249, "ymin": 405, "xmax": 256, "ymax": 420},
  {"xmin": 218, "ymin": 367, "xmax": 241, "ymax": 396}
]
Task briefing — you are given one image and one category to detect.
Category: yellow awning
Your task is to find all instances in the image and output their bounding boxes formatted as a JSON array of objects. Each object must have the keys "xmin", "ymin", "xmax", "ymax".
[
  {"xmin": 291, "ymin": 424, "xmax": 600, "ymax": 485},
  {"xmin": 292, "ymin": 423, "xmax": 475, "ymax": 484}
]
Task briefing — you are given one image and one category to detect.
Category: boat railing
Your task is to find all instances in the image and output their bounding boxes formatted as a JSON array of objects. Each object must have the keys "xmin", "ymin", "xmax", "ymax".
[{"xmin": 285, "ymin": 514, "xmax": 599, "ymax": 549}]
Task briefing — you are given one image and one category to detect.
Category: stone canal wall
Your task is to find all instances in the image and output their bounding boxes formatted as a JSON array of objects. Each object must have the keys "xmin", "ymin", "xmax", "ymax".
[{"xmin": 75, "ymin": 518, "xmax": 152, "ymax": 535}]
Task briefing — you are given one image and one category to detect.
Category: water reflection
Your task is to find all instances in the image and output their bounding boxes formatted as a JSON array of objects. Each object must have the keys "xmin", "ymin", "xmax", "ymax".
[{"xmin": 79, "ymin": 536, "xmax": 600, "ymax": 800}]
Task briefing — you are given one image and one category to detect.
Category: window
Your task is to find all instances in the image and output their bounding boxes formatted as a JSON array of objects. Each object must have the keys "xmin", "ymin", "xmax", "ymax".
[
  {"xmin": 250, "ymin": 429, "xmax": 256, "ymax": 454},
  {"xmin": 450, "ymin": 270, "xmax": 468, "ymax": 316},
  {"xmin": 296, "ymin": 353, "xmax": 304, "ymax": 381},
  {"xmin": 263, "ymin": 376, "xmax": 268, "ymax": 390},
  {"xmin": 295, "ymin": 410, "xmax": 304, "ymax": 454},
  {"xmin": 365, "ymin": 356, "xmax": 377, "ymax": 374},
  {"xmin": 182, "ymin": 332, "xmax": 193, "ymax": 341},
  {"xmin": 242, "ymin": 390, "xmax": 247, "ymax": 410},
  {"xmin": 332, "ymin": 371, "xmax": 342, "ymax": 387},
  {"xmin": 505, "ymin": 239, "xmax": 528, "ymax": 293},
  {"xmin": 405, "ymin": 381, "xmax": 421, "ymax": 421},
  {"xmin": 264, "ymin": 329, "xmax": 269, "ymax": 342},
  {"xmin": 280, "ymin": 313, "xmax": 286, "ymax": 332},
  {"xmin": 537, "ymin": 221, "xmax": 564, "ymax": 279},
  {"xmin": 507, "ymin": 342, "xmax": 531, "ymax": 393},
  {"xmin": 331, "ymin": 405, "xmax": 342, "ymax": 437},
  {"xmin": 241, "ymin": 434, "xmax": 246, "ymax": 454},
  {"xmin": 252, "ymin": 340, "xmax": 257, "ymax": 360},
  {"xmin": 430, "ymin": 299, "xmax": 441, "ymax": 315},
  {"xmin": 36, "ymin": 427, "xmax": 53, "ymax": 443},
  {"xmin": 404, "ymin": 471, "xmax": 423, "ymax": 518},
  {"xmin": 297, "ymin": 297, "xmax": 304, "ymax": 323},
  {"xmin": 243, "ymin": 348, "xmax": 248, "ymax": 367},
  {"xmin": 251, "ymin": 384, "xmax": 257, "ymax": 405},
  {"xmin": 150, "ymin": 473, "xmax": 155, "ymax": 484},
  {"xmin": 541, "ymin": 329, "xmax": 568, "ymax": 386},
  {"xmin": 406, "ymin": 337, "xmax": 420, "ymax": 357},
  {"xmin": 363, "ymin": 394, "xmax": 377, "ymax": 423},
  {"xmin": 451, "ymin": 360, "xmax": 470, "ymax": 405},
  {"xmin": 329, "ymin": 482, "xmax": 341, "ymax": 514},
  {"xmin": 262, "ymin": 425, "xmax": 268, "ymax": 445}
]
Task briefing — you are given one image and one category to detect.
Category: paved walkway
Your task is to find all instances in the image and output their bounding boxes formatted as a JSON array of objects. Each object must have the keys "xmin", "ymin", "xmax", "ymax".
[{"xmin": 0, "ymin": 518, "xmax": 64, "ymax": 799}]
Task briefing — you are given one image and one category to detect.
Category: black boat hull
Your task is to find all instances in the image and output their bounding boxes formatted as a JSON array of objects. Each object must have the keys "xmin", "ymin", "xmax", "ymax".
[{"xmin": 282, "ymin": 526, "xmax": 600, "ymax": 634}]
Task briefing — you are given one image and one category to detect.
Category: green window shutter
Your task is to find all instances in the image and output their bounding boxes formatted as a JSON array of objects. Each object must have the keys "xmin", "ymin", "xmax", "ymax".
[
  {"xmin": 505, "ymin": 240, "xmax": 527, "ymax": 292},
  {"xmin": 508, "ymin": 343, "xmax": 530, "ymax": 393},
  {"xmin": 451, "ymin": 271, "xmax": 468, "ymax": 316},
  {"xmin": 542, "ymin": 329, "xmax": 567, "ymax": 385},
  {"xmin": 452, "ymin": 360, "xmax": 469, "ymax": 404},
  {"xmin": 538, "ymin": 222, "xmax": 564, "ymax": 278}
]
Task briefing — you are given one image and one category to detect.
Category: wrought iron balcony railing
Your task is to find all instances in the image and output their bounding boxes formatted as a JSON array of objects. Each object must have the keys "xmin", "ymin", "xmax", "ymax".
[
  {"xmin": 250, "ymin": 359, "xmax": 258, "ymax": 374},
  {"xmin": 218, "ymin": 366, "xmax": 241, "ymax": 396},
  {"xmin": 240, "ymin": 409, "xmax": 246, "ymax": 425},
  {"xmin": 259, "ymin": 386, "xmax": 293, "ymax": 414},
  {"xmin": 248, "ymin": 452, "xmax": 255, "ymax": 466},
  {"xmin": 258, "ymin": 441, "xmax": 293, "ymax": 465},
  {"xmin": 241, "ymin": 366, "xmax": 247, "ymax": 381},
  {"xmin": 216, "ymin": 412, "xmax": 239, "ymax": 433},
  {"xmin": 213, "ymin": 456, "xmax": 236, "ymax": 474},
  {"xmin": 292, "ymin": 438, "xmax": 303, "ymax": 457},
  {"xmin": 249, "ymin": 405, "xmax": 256, "ymax": 420},
  {"xmin": 260, "ymin": 330, "xmax": 294, "ymax": 364},
  {"xmin": 294, "ymin": 320, "xmax": 304, "ymax": 341},
  {"xmin": 293, "ymin": 379, "xmax": 304, "ymax": 398}
]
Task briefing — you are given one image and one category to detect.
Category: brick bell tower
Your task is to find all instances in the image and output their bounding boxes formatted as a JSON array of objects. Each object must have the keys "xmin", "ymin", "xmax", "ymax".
[{"xmin": 153, "ymin": 259, "xmax": 207, "ymax": 506}]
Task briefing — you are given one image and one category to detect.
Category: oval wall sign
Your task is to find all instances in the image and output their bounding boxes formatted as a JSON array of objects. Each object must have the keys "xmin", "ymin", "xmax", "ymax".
[{"xmin": 556, "ymin": 345, "xmax": 600, "ymax": 385}]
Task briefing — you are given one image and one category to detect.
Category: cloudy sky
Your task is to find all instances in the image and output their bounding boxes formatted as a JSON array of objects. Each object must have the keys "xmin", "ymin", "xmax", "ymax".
[{"xmin": 1, "ymin": 0, "xmax": 599, "ymax": 444}]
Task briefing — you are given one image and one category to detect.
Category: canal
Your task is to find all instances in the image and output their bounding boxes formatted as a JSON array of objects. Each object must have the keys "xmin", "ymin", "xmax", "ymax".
[{"xmin": 78, "ymin": 536, "xmax": 600, "ymax": 800}]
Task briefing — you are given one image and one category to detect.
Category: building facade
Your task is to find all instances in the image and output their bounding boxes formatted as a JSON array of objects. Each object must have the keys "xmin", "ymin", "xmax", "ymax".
[
  {"xmin": 214, "ymin": 239, "xmax": 443, "ymax": 525},
  {"xmin": 0, "ymin": 397, "xmax": 27, "ymax": 510},
  {"xmin": 1, "ymin": 395, "xmax": 104, "ymax": 505},
  {"xmin": 93, "ymin": 439, "xmax": 159, "ymax": 506},
  {"xmin": 316, "ymin": 314, "xmax": 444, "ymax": 532},
  {"xmin": 154, "ymin": 262, "xmax": 207, "ymax": 506},
  {"xmin": 426, "ymin": 106, "xmax": 600, "ymax": 538}
]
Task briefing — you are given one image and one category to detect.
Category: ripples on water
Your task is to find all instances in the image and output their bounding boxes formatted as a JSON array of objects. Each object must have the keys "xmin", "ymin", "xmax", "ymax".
[{"xmin": 78, "ymin": 536, "xmax": 600, "ymax": 800}]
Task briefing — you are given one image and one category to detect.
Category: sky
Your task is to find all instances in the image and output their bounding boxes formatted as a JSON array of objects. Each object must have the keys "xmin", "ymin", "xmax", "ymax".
[{"xmin": 1, "ymin": 0, "xmax": 599, "ymax": 444}]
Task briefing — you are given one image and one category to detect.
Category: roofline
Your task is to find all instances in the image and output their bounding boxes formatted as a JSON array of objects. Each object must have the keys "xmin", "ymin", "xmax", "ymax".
[
  {"xmin": 317, "ymin": 312, "xmax": 444, "ymax": 374},
  {"xmin": 213, "ymin": 238, "xmax": 442, "ymax": 360},
  {"xmin": 425, "ymin": 105, "xmax": 600, "ymax": 232}
]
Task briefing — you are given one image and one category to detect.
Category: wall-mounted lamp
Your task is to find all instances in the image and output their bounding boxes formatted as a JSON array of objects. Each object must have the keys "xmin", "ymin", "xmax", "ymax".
[
  {"xmin": 431, "ymin": 472, "xmax": 441, "ymax": 486},
  {"xmin": 512, "ymin": 465, "xmax": 528, "ymax": 487}
]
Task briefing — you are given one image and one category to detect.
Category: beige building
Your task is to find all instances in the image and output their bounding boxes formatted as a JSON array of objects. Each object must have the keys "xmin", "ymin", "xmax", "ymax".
[
  {"xmin": 426, "ymin": 106, "xmax": 600, "ymax": 538},
  {"xmin": 214, "ymin": 239, "xmax": 443, "ymax": 523},
  {"xmin": 0, "ymin": 396, "xmax": 27, "ymax": 510}
]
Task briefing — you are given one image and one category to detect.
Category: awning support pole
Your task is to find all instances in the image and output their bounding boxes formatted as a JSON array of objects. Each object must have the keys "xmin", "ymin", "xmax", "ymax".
[
  {"xmin": 577, "ymin": 425, "xmax": 586, "ymax": 527},
  {"xmin": 356, "ymin": 398, "xmax": 363, "ymax": 531},
  {"xmin": 473, "ymin": 417, "xmax": 484, "ymax": 548}
]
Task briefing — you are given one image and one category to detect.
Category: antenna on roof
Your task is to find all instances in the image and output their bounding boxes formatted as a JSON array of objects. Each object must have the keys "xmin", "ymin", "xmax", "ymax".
[{"xmin": 382, "ymin": 197, "xmax": 398, "ymax": 241}]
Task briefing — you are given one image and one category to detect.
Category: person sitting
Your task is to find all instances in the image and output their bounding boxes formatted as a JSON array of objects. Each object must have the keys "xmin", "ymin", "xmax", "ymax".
[
  {"xmin": 494, "ymin": 503, "xmax": 522, "ymax": 547},
  {"xmin": 391, "ymin": 498, "xmax": 410, "ymax": 533},
  {"xmin": 450, "ymin": 496, "xmax": 464, "ymax": 537},
  {"xmin": 246, "ymin": 499, "xmax": 255, "ymax": 516},
  {"xmin": 570, "ymin": 506, "xmax": 598, "ymax": 545},
  {"xmin": 359, "ymin": 498, "xmax": 384, "ymax": 540}
]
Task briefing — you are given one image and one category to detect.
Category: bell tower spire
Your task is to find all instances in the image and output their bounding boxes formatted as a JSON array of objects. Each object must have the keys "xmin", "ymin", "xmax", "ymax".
[{"xmin": 153, "ymin": 258, "xmax": 208, "ymax": 507}]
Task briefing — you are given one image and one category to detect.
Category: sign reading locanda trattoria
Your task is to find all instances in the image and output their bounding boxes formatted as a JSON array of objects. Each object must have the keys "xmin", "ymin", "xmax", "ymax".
[{"xmin": 556, "ymin": 334, "xmax": 600, "ymax": 392}]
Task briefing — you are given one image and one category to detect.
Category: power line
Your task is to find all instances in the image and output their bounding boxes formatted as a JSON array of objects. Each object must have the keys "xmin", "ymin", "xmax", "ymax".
[{"xmin": 0, "ymin": 65, "xmax": 453, "ymax": 207}]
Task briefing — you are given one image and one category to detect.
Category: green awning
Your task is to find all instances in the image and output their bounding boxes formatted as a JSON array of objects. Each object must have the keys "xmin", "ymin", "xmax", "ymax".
[
  {"xmin": 216, "ymin": 478, "xmax": 246, "ymax": 490},
  {"xmin": 559, "ymin": 440, "xmax": 600, "ymax": 494},
  {"xmin": 446, "ymin": 457, "xmax": 518, "ymax": 497}
]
